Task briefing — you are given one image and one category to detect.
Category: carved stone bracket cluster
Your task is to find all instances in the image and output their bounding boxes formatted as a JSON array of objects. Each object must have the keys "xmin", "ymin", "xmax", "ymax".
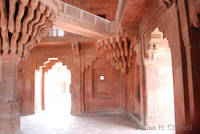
[
  {"xmin": 72, "ymin": 42, "xmax": 80, "ymax": 56},
  {"xmin": 0, "ymin": 0, "xmax": 60, "ymax": 59},
  {"xmin": 97, "ymin": 34, "xmax": 137, "ymax": 73}
]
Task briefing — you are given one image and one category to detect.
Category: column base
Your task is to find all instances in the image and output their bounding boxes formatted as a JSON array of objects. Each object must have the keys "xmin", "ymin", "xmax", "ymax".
[{"xmin": 0, "ymin": 117, "xmax": 20, "ymax": 134}]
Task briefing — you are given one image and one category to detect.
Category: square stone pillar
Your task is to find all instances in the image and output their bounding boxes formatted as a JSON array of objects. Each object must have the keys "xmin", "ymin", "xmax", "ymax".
[
  {"xmin": 0, "ymin": 56, "xmax": 21, "ymax": 134},
  {"xmin": 70, "ymin": 56, "xmax": 82, "ymax": 115}
]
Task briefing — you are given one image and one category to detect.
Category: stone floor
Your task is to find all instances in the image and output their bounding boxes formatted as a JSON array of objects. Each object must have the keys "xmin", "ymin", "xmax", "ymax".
[
  {"xmin": 21, "ymin": 111, "xmax": 175, "ymax": 134},
  {"xmin": 21, "ymin": 93, "xmax": 175, "ymax": 134}
]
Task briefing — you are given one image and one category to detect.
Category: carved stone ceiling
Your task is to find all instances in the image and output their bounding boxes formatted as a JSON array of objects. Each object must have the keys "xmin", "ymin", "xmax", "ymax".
[
  {"xmin": 61, "ymin": 0, "xmax": 118, "ymax": 21},
  {"xmin": 121, "ymin": 0, "xmax": 158, "ymax": 32}
]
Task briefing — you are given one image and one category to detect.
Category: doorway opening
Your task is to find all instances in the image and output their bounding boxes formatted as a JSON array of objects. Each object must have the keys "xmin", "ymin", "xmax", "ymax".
[
  {"xmin": 34, "ymin": 58, "xmax": 71, "ymax": 115},
  {"xmin": 145, "ymin": 28, "xmax": 175, "ymax": 130}
]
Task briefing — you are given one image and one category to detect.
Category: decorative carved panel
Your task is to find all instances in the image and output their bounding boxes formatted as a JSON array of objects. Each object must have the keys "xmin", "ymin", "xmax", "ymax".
[{"xmin": 84, "ymin": 57, "xmax": 121, "ymax": 112}]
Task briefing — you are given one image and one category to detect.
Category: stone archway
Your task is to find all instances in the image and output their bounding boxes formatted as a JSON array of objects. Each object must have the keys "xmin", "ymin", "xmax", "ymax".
[
  {"xmin": 144, "ymin": 28, "xmax": 175, "ymax": 130},
  {"xmin": 34, "ymin": 58, "xmax": 72, "ymax": 114},
  {"xmin": 139, "ymin": 3, "xmax": 196, "ymax": 133},
  {"xmin": 33, "ymin": 55, "xmax": 82, "ymax": 115},
  {"xmin": 34, "ymin": 58, "xmax": 71, "ymax": 112},
  {"xmin": 18, "ymin": 45, "xmax": 83, "ymax": 116}
]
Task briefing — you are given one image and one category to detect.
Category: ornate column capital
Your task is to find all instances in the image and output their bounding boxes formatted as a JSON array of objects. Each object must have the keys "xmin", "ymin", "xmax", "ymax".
[{"xmin": 0, "ymin": 0, "xmax": 60, "ymax": 60}]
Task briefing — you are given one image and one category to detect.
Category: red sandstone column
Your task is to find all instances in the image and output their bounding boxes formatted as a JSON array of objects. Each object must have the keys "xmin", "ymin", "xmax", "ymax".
[
  {"xmin": 0, "ymin": 56, "xmax": 21, "ymax": 134},
  {"xmin": 169, "ymin": 3, "xmax": 192, "ymax": 134},
  {"xmin": 70, "ymin": 56, "xmax": 82, "ymax": 115},
  {"xmin": 0, "ymin": 0, "xmax": 58, "ymax": 133}
]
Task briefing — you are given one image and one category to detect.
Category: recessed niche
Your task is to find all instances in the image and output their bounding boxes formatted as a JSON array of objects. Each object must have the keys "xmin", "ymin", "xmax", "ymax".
[{"xmin": 100, "ymin": 75, "xmax": 104, "ymax": 80}]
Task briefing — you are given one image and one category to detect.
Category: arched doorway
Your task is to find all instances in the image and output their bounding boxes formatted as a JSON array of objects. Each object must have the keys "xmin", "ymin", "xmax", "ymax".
[
  {"xmin": 34, "ymin": 58, "xmax": 71, "ymax": 115},
  {"xmin": 144, "ymin": 28, "xmax": 175, "ymax": 131}
]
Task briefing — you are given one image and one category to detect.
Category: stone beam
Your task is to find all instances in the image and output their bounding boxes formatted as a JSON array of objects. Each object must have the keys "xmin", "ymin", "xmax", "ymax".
[
  {"xmin": 53, "ymin": 2, "xmax": 116, "ymax": 39},
  {"xmin": 40, "ymin": 32, "xmax": 96, "ymax": 46}
]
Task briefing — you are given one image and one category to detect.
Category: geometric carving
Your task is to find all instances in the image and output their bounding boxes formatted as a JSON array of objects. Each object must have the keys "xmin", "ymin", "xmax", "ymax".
[
  {"xmin": 72, "ymin": 42, "xmax": 80, "ymax": 56},
  {"xmin": 97, "ymin": 34, "xmax": 137, "ymax": 73},
  {"xmin": 0, "ymin": 0, "xmax": 60, "ymax": 59}
]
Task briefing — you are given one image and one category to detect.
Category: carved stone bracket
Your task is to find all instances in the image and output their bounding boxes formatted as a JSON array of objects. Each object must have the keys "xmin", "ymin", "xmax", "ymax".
[
  {"xmin": 0, "ymin": 0, "xmax": 60, "ymax": 60},
  {"xmin": 72, "ymin": 42, "xmax": 80, "ymax": 56},
  {"xmin": 190, "ymin": 0, "xmax": 200, "ymax": 28},
  {"xmin": 42, "ymin": 59, "xmax": 59, "ymax": 72},
  {"xmin": 84, "ymin": 55, "xmax": 97, "ymax": 70},
  {"xmin": 97, "ymin": 34, "xmax": 137, "ymax": 73},
  {"xmin": 160, "ymin": 0, "xmax": 174, "ymax": 8},
  {"xmin": 194, "ymin": 13, "xmax": 200, "ymax": 28}
]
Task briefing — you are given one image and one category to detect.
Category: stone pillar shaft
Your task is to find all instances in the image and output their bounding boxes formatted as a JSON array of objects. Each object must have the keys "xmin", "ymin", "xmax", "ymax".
[{"xmin": 0, "ymin": 56, "xmax": 21, "ymax": 134}]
